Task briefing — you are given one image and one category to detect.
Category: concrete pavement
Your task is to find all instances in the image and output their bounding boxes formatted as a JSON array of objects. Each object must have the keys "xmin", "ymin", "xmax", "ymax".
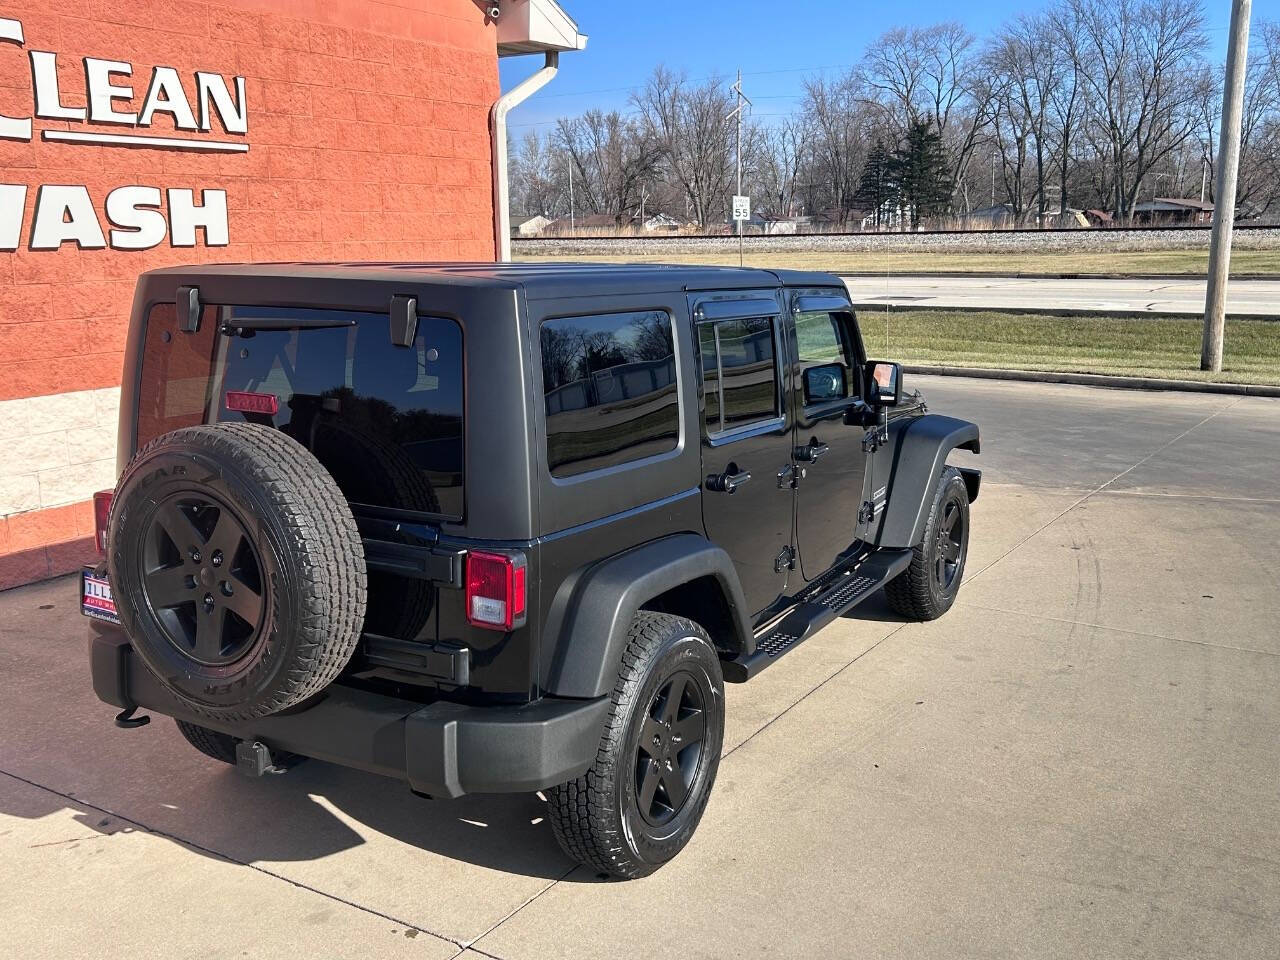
[
  {"xmin": 2, "ymin": 376, "xmax": 1278, "ymax": 959},
  {"xmin": 843, "ymin": 274, "xmax": 1280, "ymax": 317}
]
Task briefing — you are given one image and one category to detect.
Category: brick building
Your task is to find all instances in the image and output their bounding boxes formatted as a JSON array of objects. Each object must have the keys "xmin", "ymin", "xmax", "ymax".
[{"xmin": 0, "ymin": 0, "xmax": 583, "ymax": 588}]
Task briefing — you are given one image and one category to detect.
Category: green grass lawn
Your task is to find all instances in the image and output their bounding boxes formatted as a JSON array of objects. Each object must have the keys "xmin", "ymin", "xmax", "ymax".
[
  {"xmin": 516, "ymin": 248, "xmax": 1280, "ymax": 277},
  {"xmin": 860, "ymin": 309, "xmax": 1280, "ymax": 386}
]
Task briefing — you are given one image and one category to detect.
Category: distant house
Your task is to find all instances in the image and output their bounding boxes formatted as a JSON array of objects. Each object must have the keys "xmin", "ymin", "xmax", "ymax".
[
  {"xmin": 514, "ymin": 214, "xmax": 554, "ymax": 237},
  {"xmin": 1131, "ymin": 198, "xmax": 1214, "ymax": 225},
  {"xmin": 738, "ymin": 212, "xmax": 800, "ymax": 235},
  {"xmin": 1083, "ymin": 209, "xmax": 1115, "ymax": 227},
  {"xmin": 572, "ymin": 213, "xmax": 627, "ymax": 231},
  {"xmin": 640, "ymin": 212, "xmax": 681, "ymax": 232},
  {"xmin": 964, "ymin": 204, "xmax": 1017, "ymax": 228}
]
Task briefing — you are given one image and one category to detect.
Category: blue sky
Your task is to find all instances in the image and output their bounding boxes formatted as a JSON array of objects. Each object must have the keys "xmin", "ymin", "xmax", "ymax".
[{"xmin": 500, "ymin": 0, "xmax": 1234, "ymax": 134}]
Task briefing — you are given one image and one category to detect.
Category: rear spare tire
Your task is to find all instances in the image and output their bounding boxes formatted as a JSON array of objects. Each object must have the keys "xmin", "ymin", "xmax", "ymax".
[{"xmin": 108, "ymin": 423, "xmax": 367, "ymax": 722}]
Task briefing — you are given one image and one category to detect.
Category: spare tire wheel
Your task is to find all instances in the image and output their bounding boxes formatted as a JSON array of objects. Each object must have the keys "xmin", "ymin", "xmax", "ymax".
[{"xmin": 108, "ymin": 422, "xmax": 367, "ymax": 722}]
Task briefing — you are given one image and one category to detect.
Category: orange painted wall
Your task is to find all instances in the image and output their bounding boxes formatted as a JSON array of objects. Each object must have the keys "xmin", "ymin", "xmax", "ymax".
[{"xmin": 0, "ymin": 0, "xmax": 500, "ymax": 588}]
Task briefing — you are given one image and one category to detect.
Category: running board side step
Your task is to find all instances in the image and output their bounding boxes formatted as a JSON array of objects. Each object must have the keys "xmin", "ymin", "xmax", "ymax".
[{"xmin": 722, "ymin": 548, "xmax": 913, "ymax": 683}]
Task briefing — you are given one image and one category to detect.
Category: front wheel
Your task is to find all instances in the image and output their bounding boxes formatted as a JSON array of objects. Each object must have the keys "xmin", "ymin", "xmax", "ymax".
[
  {"xmin": 546, "ymin": 612, "xmax": 725, "ymax": 879},
  {"xmin": 885, "ymin": 466, "xmax": 970, "ymax": 620}
]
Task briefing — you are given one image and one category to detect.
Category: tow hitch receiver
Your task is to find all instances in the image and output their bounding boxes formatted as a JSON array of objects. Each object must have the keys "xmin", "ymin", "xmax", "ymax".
[{"xmin": 235, "ymin": 740, "xmax": 286, "ymax": 778}]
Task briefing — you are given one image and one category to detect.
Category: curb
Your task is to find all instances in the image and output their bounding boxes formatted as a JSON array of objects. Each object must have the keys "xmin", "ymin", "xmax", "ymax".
[
  {"xmin": 849, "ymin": 301, "xmax": 1280, "ymax": 322},
  {"xmin": 903, "ymin": 365, "xmax": 1280, "ymax": 398}
]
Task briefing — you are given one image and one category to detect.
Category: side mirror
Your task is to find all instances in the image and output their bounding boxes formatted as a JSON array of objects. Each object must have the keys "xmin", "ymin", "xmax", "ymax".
[
  {"xmin": 865, "ymin": 361, "xmax": 902, "ymax": 406},
  {"xmin": 802, "ymin": 363, "xmax": 847, "ymax": 404}
]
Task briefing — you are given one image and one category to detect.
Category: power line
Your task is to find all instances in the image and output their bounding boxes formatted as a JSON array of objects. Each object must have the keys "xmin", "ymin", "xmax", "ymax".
[{"xmin": 528, "ymin": 62, "xmax": 855, "ymax": 101}]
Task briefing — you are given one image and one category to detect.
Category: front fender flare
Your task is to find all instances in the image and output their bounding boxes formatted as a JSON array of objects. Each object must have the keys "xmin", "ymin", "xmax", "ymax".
[
  {"xmin": 540, "ymin": 534, "xmax": 752, "ymax": 700},
  {"xmin": 877, "ymin": 414, "xmax": 980, "ymax": 549}
]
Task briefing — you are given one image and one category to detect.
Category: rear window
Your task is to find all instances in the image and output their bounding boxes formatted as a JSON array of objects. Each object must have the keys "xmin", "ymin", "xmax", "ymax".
[
  {"xmin": 540, "ymin": 310, "xmax": 679, "ymax": 477},
  {"xmin": 139, "ymin": 303, "xmax": 465, "ymax": 521}
]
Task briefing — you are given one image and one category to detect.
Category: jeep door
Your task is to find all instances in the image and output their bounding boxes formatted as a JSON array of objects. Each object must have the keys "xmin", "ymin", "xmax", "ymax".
[
  {"xmin": 691, "ymin": 292, "xmax": 795, "ymax": 618},
  {"xmin": 786, "ymin": 292, "xmax": 872, "ymax": 580}
]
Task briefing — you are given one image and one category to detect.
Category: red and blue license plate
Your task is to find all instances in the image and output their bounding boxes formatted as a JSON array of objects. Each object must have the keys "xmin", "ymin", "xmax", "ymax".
[{"xmin": 81, "ymin": 567, "xmax": 120, "ymax": 624}]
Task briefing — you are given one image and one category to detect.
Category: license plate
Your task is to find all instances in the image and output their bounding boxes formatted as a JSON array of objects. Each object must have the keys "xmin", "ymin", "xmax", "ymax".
[{"xmin": 81, "ymin": 568, "xmax": 120, "ymax": 624}]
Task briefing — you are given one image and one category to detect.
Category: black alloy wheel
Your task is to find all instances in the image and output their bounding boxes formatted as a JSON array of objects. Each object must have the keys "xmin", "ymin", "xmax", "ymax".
[
  {"xmin": 933, "ymin": 497, "xmax": 965, "ymax": 593},
  {"xmin": 884, "ymin": 466, "xmax": 970, "ymax": 621},
  {"xmin": 546, "ymin": 611, "xmax": 725, "ymax": 879},
  {"xmin": 108, "ymin": 423, "xmax": 366, "ymax": 722},
  {"xmin": 635, "ymin": 670, "xmax": 708, "ymax": 827},
  {"xmin": 141, "ymin": 492, "xmax": 266, "ymax": 666}
]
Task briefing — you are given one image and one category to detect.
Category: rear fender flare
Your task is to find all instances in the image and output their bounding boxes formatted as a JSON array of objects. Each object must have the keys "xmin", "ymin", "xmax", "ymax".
[
  {"xmin": 541, "ymin": 534, "xmax": 752, "ymax": 700},
  {"xmin": 877, "ymin": 414, "xmax": 981, "ymax": 549}
]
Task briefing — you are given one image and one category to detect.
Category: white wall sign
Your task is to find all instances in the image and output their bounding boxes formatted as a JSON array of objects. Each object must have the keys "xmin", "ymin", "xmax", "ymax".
[
  {"xmin": 732, "ymin": 195, "xmax": 751, "ymax": 221},
  {"xmin": 0, "ymin": 16, "xmax": 245, "ymax": 251}
]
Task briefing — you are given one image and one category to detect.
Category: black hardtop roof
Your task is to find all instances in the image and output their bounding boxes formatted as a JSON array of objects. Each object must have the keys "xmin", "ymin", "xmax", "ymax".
[{"xmin": 141, "ymin": 260, "xmax": 844, "ymax": 299}]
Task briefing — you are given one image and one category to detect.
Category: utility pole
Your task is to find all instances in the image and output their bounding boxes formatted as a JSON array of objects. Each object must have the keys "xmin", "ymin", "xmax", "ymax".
[
  {"xmin": 568, "ymin": 156, "xmax": 575, "ymax": 234},
  {"xmin": 727, "ymin": 69, "xmax": 751, "ymax": 265},
  {"xmin": 1202, "ymin": 0, "xmax": 1251, "ymax": 373}
]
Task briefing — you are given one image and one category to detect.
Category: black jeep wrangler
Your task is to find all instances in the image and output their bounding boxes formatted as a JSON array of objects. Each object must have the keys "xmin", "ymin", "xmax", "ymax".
[{"xmin": 84, "ymin": 262, "xmax": 979, "ymax": 878}]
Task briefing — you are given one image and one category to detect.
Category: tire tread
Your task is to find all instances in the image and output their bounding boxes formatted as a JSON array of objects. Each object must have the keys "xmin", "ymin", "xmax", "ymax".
[
  {"xmin": 885, "ymin": 465, "xmax": 966, "ymax": 621},
  {"xmin": 546, "ymin": 611, "xmax": 716, "ymax": 879},
  {"xmin": 112, "ymin": 423, "xmax": 366, "ymax": 722}
]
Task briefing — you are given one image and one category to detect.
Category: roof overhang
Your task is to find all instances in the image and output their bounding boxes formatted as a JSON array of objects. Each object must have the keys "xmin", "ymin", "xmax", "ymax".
[{"xmin": 496, "ymin": 0, "xmax": 587, "ymax": 56}]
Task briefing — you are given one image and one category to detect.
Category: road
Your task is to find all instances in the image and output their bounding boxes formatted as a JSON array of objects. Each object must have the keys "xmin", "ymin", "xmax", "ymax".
[
  {"xmin": 2, "ymin": 376, "xmax": 1279, "ymax": 959},
  {"xmin": 843, "ymin": 274, "xmax": 1280, "ymax": 316}
]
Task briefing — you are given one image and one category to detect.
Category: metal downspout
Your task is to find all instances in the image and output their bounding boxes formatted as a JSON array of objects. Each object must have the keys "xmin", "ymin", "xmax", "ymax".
[{"xmin": 491, "ymin": 51, "xmax": 559, "ymax": 262}]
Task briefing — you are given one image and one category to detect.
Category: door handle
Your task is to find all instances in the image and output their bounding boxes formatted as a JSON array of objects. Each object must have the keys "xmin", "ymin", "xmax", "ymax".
[
  {"xmin": 706, "ymin": 468, "xmax": 752, "ymax": 494},
  {"xmin": 795, "ymin": 439, "xmax": 829, "ymax": 463}
]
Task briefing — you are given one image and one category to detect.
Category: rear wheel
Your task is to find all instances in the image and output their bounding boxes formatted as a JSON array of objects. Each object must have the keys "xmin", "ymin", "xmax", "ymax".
[
  {"xmin": 885, "ymin": 466, "xmax": 970, "ymax": 621},
  {"xmin": 546, "ymin": 612, "xmax": 724, "ymax": 879}
]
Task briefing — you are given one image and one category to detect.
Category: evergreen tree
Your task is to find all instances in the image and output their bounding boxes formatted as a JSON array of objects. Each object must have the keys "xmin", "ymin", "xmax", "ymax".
[
  {"xmin": 852, "ymin": 139, "xmax": 894, "ymax": 228},
  {"xmin": 888, "ymin": 121, "xmax": 951, "ymax": 228}
]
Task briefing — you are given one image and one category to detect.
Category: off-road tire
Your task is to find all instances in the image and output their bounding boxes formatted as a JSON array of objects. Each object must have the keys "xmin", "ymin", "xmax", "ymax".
[
  {"xmin": 546, "ymin": 611, "xmax": 724, "ymax": 879},
  {"xmin": 108, "ymin": 423, "xmax": 367, "ymax": 722},
  {"xmin": 174, "ymin": 719, "xmax": 303, "ymax": 768},
  {"xmin": 885, "ymin": 466, "xmax": 969, "ymax": 621}
]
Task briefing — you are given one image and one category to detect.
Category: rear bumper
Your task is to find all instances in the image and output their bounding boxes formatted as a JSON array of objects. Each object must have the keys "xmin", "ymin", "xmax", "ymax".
[{"xmin": 89, "ymin": 626, "xmax": 609, "ymax": 798}]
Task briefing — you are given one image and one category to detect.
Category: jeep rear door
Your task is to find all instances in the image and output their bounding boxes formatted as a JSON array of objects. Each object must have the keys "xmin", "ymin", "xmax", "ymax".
[{"xmin": 691, "ymin": 292, "xmax": 795, "ymax": 618}]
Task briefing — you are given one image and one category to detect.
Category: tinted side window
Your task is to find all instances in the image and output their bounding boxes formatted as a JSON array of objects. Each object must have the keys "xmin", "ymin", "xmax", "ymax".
[
  {"xmin": 541, "ymin": 311, "xmax": 679, "ymax": 477},
  {"xmin": 794, "ymin": 310, "xmax": 853, "ymax": 401},
  {"xmin": 698, "ymin": 317, "xmax": 778, "ymax": 435}
]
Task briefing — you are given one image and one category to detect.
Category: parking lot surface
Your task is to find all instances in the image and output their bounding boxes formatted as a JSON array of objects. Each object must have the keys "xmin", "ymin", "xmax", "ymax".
[{"xmin": 2, "ymin": 375, "xmax": 1277, "ymax": 959}]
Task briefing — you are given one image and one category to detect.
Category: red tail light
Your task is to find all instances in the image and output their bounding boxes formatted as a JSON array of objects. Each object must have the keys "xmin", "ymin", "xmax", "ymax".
[
  {"xmin": 465, "ymin": 551, "xmax": 527, "ymax": 631},
  {"xmin": 93, "ymin": 490, "xmax": 113, "ymax": 555}
]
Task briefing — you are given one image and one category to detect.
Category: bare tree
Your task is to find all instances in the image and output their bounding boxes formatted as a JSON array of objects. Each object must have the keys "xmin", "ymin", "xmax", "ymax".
[
  {"xmin": 509, "ymin": 129, "xmax": 568, "ymax": 218},
  {"xmin": 632, "ymin": 67, "xmax": 736, "ymax": 226},
  {"xmin": 507, "ymin": 4, "xmax": 1280, "ymax": 231},
  {"xmin": 800, "ymin": 73, "xmax": 877, "ymax": 219},
  {"xmin": 555, "ymin": 110, "xmax": 659, "ymax": 218},
  {"xmin": 1044, "ymin": 1, "xmax": 1086, "ymax": 216},
  {"xmin": 987, "ymin": 14, "xmax": 1063, "ymax": 222},
  {"xmin": 1068, "ymin": 0, "xmax": 1208, "ymax": 221},
  {"xmin": 752, "ymin": 117, "xmax": 809, "ymax": 217},
  {"xmin": 860, "ymin": 22, "xmax": 997, "ymax": 207}
]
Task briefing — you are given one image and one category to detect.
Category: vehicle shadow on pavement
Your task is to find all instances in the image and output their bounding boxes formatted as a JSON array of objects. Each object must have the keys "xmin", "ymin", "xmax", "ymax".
[
  {"xmin": 4, "ymin": 749, "xmax": 592, "ymax": 881},
  {"xmin": 840, "ymin": 590, "xmax": 910, "ymax": 623}
]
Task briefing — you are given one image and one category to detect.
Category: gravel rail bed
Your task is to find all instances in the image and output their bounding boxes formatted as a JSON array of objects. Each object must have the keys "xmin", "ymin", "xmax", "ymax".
[{"xmin": 514, "ymin": 226, "xmax": 1280, "ymax": 258}]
